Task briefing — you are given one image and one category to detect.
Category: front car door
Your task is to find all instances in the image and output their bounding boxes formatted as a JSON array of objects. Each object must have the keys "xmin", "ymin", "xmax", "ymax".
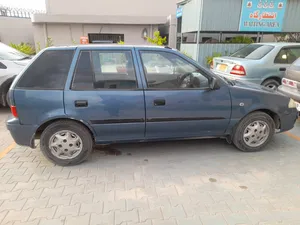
[
  {"xmin": 64, "ymin": 46, "xmax": 145, "ymax": 143},
  {"xmin": 135, "ymin": 48, "xmax": 232, "ymax": 139}
]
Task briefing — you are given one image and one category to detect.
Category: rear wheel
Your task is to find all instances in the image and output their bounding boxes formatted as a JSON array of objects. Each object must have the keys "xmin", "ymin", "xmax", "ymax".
[
  {"xmin": 262, "ymin": 79, "xmax": 280, "ymax": 90},
  {"xmin": 40, "ymin": 120, "xmax": 93, "ymax": 166},
  {"xmin": 233, "ymin": 112, "xmax": 275, "ymax": 152}
]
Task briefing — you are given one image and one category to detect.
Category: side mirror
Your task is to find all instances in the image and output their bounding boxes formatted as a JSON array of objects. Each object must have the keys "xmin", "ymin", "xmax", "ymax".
[
  {"xmin": 0, "ymin": 62, "xmax": 7, "ymax": 69},
  {"xmin": 209, "ymin": 77, "xmax": 217, "ymax": 89}
]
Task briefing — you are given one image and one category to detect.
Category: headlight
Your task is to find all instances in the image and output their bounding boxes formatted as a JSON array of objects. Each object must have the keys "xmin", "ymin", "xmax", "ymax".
[{"xmin": 288, "ymin": 98, "xmax": 297, "ymax": 108}]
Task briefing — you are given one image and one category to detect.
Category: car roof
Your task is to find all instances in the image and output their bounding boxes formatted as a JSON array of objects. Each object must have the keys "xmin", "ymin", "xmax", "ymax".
[
  {"xmin": 252, "ymin": 42, "xmax": 300, "ymax": 47},
  {"xmin": 47, "ymin": 44, "xmax": 173, "ymax": 51}
]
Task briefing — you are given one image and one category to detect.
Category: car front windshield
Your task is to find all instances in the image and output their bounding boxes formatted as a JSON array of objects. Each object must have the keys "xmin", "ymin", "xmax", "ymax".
[
  {"xmin": 0, "ymin": 42, "xmax": 29, "ymax": 61},
  {"xmin": 230, "ymin": 44, "xmax": 274, "ymax": 60}
]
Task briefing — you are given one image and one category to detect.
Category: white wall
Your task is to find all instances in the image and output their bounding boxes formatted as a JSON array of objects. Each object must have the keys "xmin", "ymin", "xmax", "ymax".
[{"xmin": 0, "ymin": 17, "xmax": 34, "ymax": 45}]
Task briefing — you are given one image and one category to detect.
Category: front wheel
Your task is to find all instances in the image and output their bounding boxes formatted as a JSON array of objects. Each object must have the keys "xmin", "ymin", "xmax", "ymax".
[
  {"xmin": 40, "ymin": 120, "xmax": 93, "ymax": 166},
  {"xmin": 233, "ymin": 112, "xmax": 275, "ymax": 152}
]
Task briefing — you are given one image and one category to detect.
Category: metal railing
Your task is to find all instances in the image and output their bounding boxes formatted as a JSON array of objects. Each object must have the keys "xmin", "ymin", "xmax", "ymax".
[{"xmin": 0, "ymin": 5, "xmax": 45, "ymax": 18}]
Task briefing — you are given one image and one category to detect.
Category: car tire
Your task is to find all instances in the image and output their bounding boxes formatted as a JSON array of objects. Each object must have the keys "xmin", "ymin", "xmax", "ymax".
[
  {"xmin": 233, "ymin": 111, "xmax": 275, "ymax": 152},
  {"xmin": 262, "ymin": 79, "xmax": 280, "ymax": 90},
  {"xmin": 40, "ymin": 120, "xmax": 93, "ymax": 166}
]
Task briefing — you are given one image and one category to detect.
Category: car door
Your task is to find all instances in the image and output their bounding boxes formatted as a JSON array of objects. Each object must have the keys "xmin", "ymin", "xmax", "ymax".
[
  {"xmin": 64, "ymin": 47, "xmax": 146, "ymax": 143},
  {"xmin": 136, "ymin": 48, "xmax": 232, "ymax": 139},
  {"xmin": 274, "ymin": 46, "xmax": 300, "ymax": 78}
]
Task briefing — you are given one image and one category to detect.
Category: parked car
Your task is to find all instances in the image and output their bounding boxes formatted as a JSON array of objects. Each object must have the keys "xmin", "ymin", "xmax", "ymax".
[
  {"xmin": 278, "ymin": 57, "xmax": 300, "ymax": 111},
  {"xmin": 212, "ymin": 43, "xmax": 300, "ymax": 89},
  {"xmin": 0, "ymin": 42, "xmax": 31, "ymax": 106},
  {"xmin": 6, "ymin": 45, "xmax": 298, "ymax": 165}
]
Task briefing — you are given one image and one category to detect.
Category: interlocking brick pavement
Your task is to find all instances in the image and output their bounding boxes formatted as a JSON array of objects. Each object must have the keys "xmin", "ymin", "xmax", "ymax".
[{"xmin": 1, "ymin": 107, "xmax": 300, "ymax": 224}]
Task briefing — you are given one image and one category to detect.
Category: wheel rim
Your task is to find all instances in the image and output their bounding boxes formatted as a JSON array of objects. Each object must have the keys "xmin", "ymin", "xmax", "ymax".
[
  {"xmin": 49, "ymin": 130, "xmax": 83, "ymax": 160},
  {"xmin": 243, "ymin": 120, "xmax": 270, "ymax": 147},
  {"xmin": 265, "ymin": 83, "xmax": 277, "ymax": 90}
]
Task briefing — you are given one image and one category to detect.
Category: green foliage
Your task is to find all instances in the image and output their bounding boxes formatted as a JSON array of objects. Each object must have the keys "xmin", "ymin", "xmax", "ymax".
[
  {"xmin": 117, "ymin": 40, "xmax": 125, "ymax": 45},
  {"xmin": 147, "ymin": 31, "xmax": 167, "ymax": 46},
  {"xmin": 181, "ymin": 51, "xmax": 192, "ymax": 58},
  {"xmin": 46, "ymin": 37, "xmax": 54, "ymax": 47},
  {"xmin": 228, "ymin": 36, "xmax": 254, "ymax": 44},
  {"xmin": 206, "ymin": 52, "xmax": 222, "ymax": 66},
  {"xmin": 9, "ymin": 42, "xmax": 36, "ymax": 55},
  {"xmin": 72, "ymin": 39, "xmax": 77, "ymax": 45}
]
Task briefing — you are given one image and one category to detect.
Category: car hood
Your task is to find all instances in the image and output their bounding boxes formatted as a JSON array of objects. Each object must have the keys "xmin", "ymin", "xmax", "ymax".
[{"xmin": 232, "ymin": 79, "xmax": 281, "ymax": 95}]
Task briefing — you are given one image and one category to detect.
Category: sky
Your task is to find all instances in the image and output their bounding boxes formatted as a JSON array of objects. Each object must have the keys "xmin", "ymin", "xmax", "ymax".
[{"xmin": 0, "ymin": 0, "xmax": 45, "ymax": 10}]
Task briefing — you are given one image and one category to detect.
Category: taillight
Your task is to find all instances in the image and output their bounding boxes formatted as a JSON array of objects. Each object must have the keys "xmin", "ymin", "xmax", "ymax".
[
  {"xmin": 282, "ymin": 78, "xmax": 297, "ymax": 88},
  {"xmin": 230, "ymin": 65, "xmax": 246, "ymax": 76},
  {"xmin": 10, "ymin": 106, "xmax": 18, "ymax": 118}
]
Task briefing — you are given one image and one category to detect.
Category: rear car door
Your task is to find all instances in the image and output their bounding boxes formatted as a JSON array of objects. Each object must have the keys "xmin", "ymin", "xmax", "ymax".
[
  {"xmin": 274, "ymin": 46, "xmax": 300, "ymax": 77},
  {"xmin": 136, "ymin": 48, "xmax": 231, "ymax": 139},
  {"xmin": 64, "ymin": 47, "xmax": 146, "ymax": 143}
]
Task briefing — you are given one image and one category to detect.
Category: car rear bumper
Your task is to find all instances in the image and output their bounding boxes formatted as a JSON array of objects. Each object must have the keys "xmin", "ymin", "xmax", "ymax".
[
  {"xmin": 212, "ymin": 70, "xmax": 262, "ymax": 84},
  {"xmin": 6, "ymin": 117, "xmax": 37, "ymax": 148},
  {"xmin": 278, "ymin": 108, "xmax": 298, "ymax": 133},
  {"xmin": 278, "ymin": 85, "xmax": 300, "ymax": 102}
]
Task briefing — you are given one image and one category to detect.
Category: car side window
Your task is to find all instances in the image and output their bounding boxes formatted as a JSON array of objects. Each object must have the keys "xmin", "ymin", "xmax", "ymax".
[
  {"xmin": 17, "ymin": 50, "xmax": 74, "ymax": 89},
  {"xmin": 274, "ymin": 47, "xmax": 300, "ymax": 64},
  {"xmin": 72, "ymin": 50, "xmax": 137, "ymax": 90},
  {"xmin": 140, "ymin": 51, "xmax": 209, "ymax": 89}
]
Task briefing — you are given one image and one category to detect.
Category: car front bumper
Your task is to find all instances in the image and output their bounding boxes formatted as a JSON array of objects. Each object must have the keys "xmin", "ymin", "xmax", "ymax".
[
  {"xmin": 6, "ymin": 116, "xmax": 37, "ymax": 148},
  {"xmin": 278, "ymin": 108, "xmax": 298, "ymax": 133}
]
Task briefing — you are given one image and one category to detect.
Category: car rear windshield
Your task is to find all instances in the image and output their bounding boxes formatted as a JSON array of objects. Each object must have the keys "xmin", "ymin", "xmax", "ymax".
[
  {"xmin": 16, "ymin": 50, "xmax": 74, "ymax": 90},
  {"xmin": 230, "ymin": 44, "xmax": 274, "ymax": 60},
  {"xmin": 0, "ymin": 42, "xmax": 29, "ymax": 61}
]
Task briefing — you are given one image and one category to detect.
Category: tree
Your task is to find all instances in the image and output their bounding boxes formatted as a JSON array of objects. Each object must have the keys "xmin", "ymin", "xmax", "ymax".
[
  {"xmin": 147, "ymin": 31, "xmax": 167, "ymax": 46},
  {"xmin": 274, "ymin": 33, "xmax": 300, "ymax": 42}
]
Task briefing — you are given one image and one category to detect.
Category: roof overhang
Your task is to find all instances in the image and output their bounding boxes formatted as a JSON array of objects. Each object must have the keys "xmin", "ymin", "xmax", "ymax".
[{"xmin": 32, "ymin": 14, "xmax": 168, "ymax": 25}]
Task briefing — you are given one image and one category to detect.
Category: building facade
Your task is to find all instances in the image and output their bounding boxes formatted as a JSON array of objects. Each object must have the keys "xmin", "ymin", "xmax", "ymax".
[{"xmin": 32, "ymin": 0, "xmax": 178, "ymax": 48}]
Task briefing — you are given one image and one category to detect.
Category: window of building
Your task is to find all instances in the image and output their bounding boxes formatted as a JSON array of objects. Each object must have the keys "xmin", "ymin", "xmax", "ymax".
[
  {"xmin": 72, "ymin": 50, "xmax": 137, "ymax": 90},
  {"xmin": 140, "ymin": 51, "xmax": 209, "ymax": 89},
  {"xmin": 88, "ymin": 33, "xmax": 124, "ymax": 44},
  {"xmin": 17, "ymin": 50, "xmax": 74, "ymax": 89}
]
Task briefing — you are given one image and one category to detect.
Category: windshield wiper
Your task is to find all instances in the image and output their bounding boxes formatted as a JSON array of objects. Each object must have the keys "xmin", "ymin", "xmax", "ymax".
[{"xmin": 18, "ymin": 56, "xmax": 31, "ymax": 60}]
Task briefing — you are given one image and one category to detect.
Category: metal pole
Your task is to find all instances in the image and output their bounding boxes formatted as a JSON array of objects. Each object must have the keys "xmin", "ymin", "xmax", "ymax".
[{"xmin": 196, "ymin": 0, "xmax": 204, "ymax": 61}]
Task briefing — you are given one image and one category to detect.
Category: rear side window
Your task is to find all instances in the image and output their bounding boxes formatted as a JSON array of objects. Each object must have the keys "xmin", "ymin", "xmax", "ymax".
[
  {"xmin": 275, "ymin": 47, "xmax": 300, "ymax": 64},
  {"xmin": 72, "ymin": 50, "xmax": 137, "ymax": 90},
  {"xmin": 230, "ymin": 44, "xmax": 274, "ymax": 60},
  {"xmin": 17, "ymin": 50, "xmax": 74, "ymax": 89}
]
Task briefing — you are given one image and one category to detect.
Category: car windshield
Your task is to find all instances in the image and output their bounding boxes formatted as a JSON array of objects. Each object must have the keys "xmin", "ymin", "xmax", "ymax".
[
  {"xmin": 230, "ymin": 44, "xmax": 274, "ymax": 60},
  {"xmin": 0, "ymin": 42, "xmax": 30, "ymax": 61}
]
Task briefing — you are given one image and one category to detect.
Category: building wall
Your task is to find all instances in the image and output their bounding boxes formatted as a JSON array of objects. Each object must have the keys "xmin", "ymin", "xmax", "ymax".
[
  {"xmin": 46, "ymin": 0, "xmax": 178, "ymax": 17},
  {"xmin": 0, "ymin": 17, "xmax": 34, "ymax": 45},
  {"xmin": 33, "ymin": 23, "xmax": 159, "ymax": 48},
  {"xmin": 201, "ymin": 0, "xmax": 242, "ymax": 32},
  {"xmin": 181, "ymin": 0, "xmax": 200, "ymax": 33},
  {"xmin": 282, "ymin": 0, "xmax": 300, "ymax": 32}
]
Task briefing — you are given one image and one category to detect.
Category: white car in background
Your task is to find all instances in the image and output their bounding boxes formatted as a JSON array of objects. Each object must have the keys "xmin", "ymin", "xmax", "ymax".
[{"xmin": 0, "ymin": 42, "xmax": 31, "ymax": 106}]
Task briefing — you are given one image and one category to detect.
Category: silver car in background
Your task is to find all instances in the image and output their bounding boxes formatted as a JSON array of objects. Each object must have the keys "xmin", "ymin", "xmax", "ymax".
[{"xmin": 212, "ymin": 43, "xmax": 300, "ymax": 89}]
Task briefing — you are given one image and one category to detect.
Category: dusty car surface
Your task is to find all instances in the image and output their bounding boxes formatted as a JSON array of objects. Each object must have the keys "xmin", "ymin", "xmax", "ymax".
[
  {"xmin": 6, "ymin": 45, "xmax": 298, "ymax": 165},
  {"xmin": 278, "ymin": 57, "xmax": 300, "ymax": 111},
  {"xmin": 212, "ymin": 43, "xmax": 300, "ymax": 89}
]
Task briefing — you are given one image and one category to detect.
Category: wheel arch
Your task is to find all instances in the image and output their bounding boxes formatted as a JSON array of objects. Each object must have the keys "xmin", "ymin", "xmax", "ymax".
[
  {"xmin": 0, "ymin": 76, "xmax": 15, "ymax": 106},
  {"xmin": 35, "ymin": 118, "xmax": 96, "ymax": 141},
  {"xmin": 261, "ymin": 76, "xmax": 281, "ymax": 86}
]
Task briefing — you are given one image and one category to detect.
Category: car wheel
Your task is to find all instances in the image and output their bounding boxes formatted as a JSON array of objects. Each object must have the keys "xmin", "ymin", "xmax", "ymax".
[
  {"xmin": 40, "ymin": 120, "xmax": 93, "ymax": 166},
  {"xmin": 233, "ymin": 112, "xmax": 275, "ymax": 152},
  {"xmin": 262, "ymin": 79, "xmax": 280, "ymax": 90}
]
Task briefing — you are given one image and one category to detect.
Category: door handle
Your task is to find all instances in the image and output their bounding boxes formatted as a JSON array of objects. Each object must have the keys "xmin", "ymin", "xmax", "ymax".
[
  {"xmin": 75, "ymin": 100, "xmax": 88, "ymax": 107},
  {"xmin": 153, "ymin": 99, "xmax": 166, "ymax": 106},
  {"xmin": 279, "ymin": 67, "xmax": 286, "ymax": 71}
]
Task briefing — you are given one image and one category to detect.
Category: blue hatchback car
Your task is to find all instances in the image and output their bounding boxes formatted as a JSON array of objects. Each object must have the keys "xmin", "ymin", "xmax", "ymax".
[{"xmin": 6, "ymin": 45, "xmax": 298, "ymax": 165}]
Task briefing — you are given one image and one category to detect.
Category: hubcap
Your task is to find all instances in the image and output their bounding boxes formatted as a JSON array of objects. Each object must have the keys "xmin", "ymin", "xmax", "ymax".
[
  {"xmin": 266, "ymin": 83, "xmax": 277, "ymax": 90},
  {"xmin": 49, "ymin": 130, "xmax": 83, "ymax": 160},
  {"xmin": 243, "ymin": 121, "xmax": 270, "ymax": 147}
]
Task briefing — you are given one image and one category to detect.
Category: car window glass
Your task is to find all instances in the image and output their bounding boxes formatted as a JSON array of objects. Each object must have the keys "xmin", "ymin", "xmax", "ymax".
[
  {"xmin": 17, "ymin": 50, "xmax": 74, "ymax": 89},
  {"xmin": 292, "ymin": 57, "xmax": 300, "ymax": 67},
  {"xmin": 140, "ymin": 51, "xmax": 209, "ymax": 89},
  {"xmin": 230, "ymin": 44, "xmax": 274, "ymax": 59},
  {"xmin": 274, "ymin": 49, "xmax": 288, "ymax": 64},
  {"xmin": 72, "ymin": 50, "xmax": 137, "ymax": 90},
  {"xmin": 287, "ymin": 48, "xmax": 300, "ymax": 64},
  {"xmin": 0, "ymin": 42, "xmax": 29, "ymax": 61}
]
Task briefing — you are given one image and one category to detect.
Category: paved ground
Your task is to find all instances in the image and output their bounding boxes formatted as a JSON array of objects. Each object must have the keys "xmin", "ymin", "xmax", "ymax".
[{"xmin": 1, "ymin": 107, "xmax": 300, "ymax": 225}]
